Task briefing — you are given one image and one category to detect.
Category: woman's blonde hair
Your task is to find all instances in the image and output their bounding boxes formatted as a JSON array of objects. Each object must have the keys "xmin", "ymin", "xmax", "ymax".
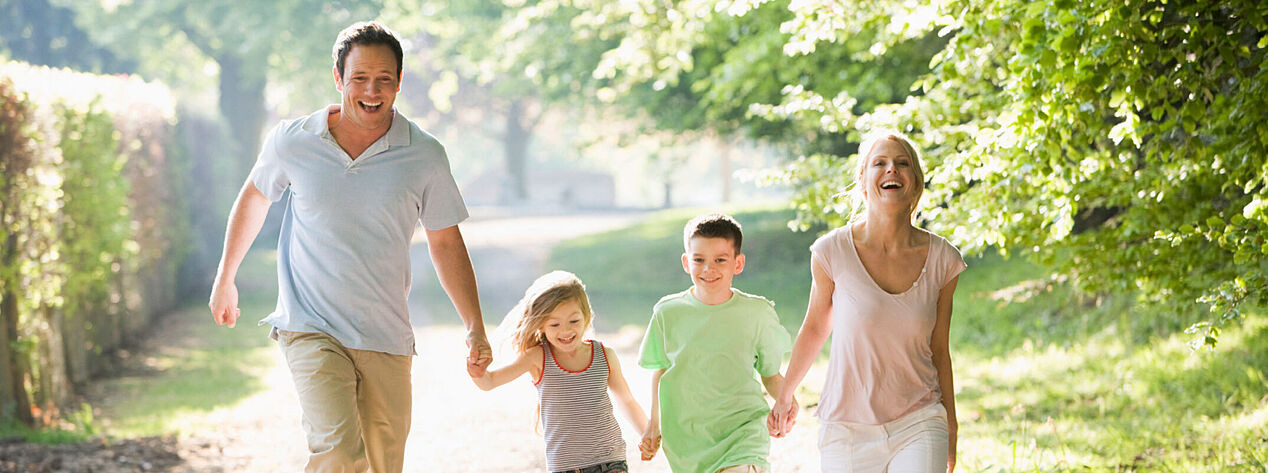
[
  {"xmin": 504, "ymin": 270, "xmax": 594, "ymax": 356},
  {"xmin": 842, "ymin": 130, "xmax": 926, "ymax": 223}
]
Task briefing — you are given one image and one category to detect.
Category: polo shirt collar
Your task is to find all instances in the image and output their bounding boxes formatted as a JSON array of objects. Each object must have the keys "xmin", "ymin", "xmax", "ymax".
[{"xmin": 301, "ymin": 105, "xmax": 410, "ymax": 148}]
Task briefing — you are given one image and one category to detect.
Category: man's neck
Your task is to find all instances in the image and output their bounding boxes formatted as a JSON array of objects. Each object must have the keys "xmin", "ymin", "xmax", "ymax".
[{"xmin": 327, "ymin": 107, "xmax": 390, "ymax": 160}]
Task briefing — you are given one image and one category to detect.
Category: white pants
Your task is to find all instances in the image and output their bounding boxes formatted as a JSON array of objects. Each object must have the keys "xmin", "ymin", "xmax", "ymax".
[{"xmin": 819, "ymin": 403, "xmax": 949, "ymax": 473}]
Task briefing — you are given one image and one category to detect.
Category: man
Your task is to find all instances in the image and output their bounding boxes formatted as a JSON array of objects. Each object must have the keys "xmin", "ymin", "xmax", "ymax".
[{"xmin": 207, "ymin": 21, "xmax": 492, "ymax": 473}]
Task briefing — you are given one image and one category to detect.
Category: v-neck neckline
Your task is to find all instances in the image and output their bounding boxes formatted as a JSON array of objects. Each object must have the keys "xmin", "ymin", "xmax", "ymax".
[{"xmin": 846, "ymin": 226, "xmax": 933, "ymax": 296}]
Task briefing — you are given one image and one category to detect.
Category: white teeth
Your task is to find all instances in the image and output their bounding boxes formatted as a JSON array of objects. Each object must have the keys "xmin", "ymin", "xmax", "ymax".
[
  {"xmin": 360, "ymin": 101, "xmax": 382, "ymax": 107},
  {"xmin": 881, "ymin": 182, "xmax": 903, "ymax": 189}
]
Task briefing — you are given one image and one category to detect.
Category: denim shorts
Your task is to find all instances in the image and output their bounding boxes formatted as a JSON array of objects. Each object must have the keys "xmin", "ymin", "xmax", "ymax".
[{"xmin": 553, "ymin": 460, "xmax": 628, "ymax": 473}]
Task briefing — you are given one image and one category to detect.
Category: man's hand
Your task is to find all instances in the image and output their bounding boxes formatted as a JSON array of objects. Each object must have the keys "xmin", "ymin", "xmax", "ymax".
[
  {"xmin": 208, "ymin": 280, "xmax": 241, "ymax": 328},
  {"xmin": 465, "ymin": 329, "xmax": 492, "ymax": 378},
  {"xmin": 639, "ymin": 424, "xmax": 661, "ymax": 461},
  {"xmin": 767, "ymin": 395, "xmax": 799, "ymax": 438}
]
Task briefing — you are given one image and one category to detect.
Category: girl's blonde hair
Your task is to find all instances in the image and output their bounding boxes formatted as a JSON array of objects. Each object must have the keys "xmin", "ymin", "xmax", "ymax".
[
  {"xmin": 842, "ymin": 130, "xmax": 926, "ymax": 223},
  {"xmin": 505, "ymin": 271, "xmax": 594, "ymax": 356}
]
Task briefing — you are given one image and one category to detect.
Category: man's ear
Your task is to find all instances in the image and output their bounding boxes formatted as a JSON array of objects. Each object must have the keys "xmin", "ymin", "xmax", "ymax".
[
  {"xmin": 333, "ymin": 66, "xmax": 344, "ymax": 93},
  {"xmin": 734, "ymin": 253, "xmax": 746, "ymax": 274}
]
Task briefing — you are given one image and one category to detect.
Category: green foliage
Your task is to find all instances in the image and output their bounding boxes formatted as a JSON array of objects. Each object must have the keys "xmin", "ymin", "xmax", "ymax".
[
  {"xmin": 495, "ymin": 0, "xmax": 1268, "ymax": 346},
  {"xmin": 0, "ymin": 61, "xmax": 191, "ymax": 426}
]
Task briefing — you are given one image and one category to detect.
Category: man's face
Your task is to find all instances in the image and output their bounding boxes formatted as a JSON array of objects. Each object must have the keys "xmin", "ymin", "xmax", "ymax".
[{"xmin": 334, "ymin": 43, "xmax": 400, "ymax": 132}]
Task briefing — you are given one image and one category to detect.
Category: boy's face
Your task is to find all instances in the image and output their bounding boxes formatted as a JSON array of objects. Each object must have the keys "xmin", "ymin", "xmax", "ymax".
[{"xmin": 682, "ymin": 236, "xmax": 745, "ymax": 293}]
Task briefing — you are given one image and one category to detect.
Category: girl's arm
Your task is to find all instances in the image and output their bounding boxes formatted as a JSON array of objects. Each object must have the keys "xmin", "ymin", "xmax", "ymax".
[
  {"xmin": 604, "ymin": 347, "xmax": 650, "ymax": 433},
  {"xmin": 639, "ymin": 368, "xmax": 665, "ymax": 461},
  {"xmin": 470, "ymin": 345, "xmax": 543, "ymax": 391},
  {"xmin": 932, "ymin": 275, "xmax": 960, "ymax": 473},
  {"xmin": 768, "ymin": 259, "xmax": 834, "ymax": 436}
]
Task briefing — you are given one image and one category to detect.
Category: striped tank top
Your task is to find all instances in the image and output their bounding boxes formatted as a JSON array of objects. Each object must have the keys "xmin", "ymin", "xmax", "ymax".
[{"xmin": 536, "ymin": 340, "xmax": 626, "ymax": 471}]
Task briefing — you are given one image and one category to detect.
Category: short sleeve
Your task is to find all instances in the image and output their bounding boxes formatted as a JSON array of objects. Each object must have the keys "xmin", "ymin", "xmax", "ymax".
[
  {"xmin": 248, "ymin": 122, "xmax": 289, "ymax": 202},
  {"xmin": 939, "ymin": 236, "xmax": 968, "ymax": 289},
  {"xmin": 418, "ymin": 146, "xmax": 469, "ymax": 230},
  {"xmin": 809, "ymin": 230, "xmax": 837, "ymax": 278},
  {"xmin": 753, "ymin": 304, "xmax": 791, "ymax": 377},
  {"xmin": 638, "ymin": 311, "xmax": 670, "ymax": 370}
]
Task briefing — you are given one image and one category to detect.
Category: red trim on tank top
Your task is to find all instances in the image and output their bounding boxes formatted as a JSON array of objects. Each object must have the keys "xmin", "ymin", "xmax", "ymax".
[
  {"xmin": 533, "ymin": 345, "xmax": 545, "ymax": 386},
  {"xmin": 549, "ymin": 340, "xmax": 596, "ymax": 373}
]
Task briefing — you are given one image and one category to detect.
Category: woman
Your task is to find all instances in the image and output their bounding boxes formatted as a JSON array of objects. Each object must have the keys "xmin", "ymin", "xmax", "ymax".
[{"xmin": 768, "ymin": 131, "xmax": 966, "ymax": 473}]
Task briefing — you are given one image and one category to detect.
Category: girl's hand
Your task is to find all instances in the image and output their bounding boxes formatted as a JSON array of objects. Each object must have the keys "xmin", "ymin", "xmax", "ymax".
[
  {"xmin": 639, "ymin": 427, "xmax": 661, "ymax": 461},
  {"xmin": 768, "ymin": 395, "xmax": 798, "ymax": 437}
]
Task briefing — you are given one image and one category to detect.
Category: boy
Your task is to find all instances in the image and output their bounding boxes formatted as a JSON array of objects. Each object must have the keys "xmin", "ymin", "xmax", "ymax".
[{"xmin": 638, "ymin": 213, "xmax": 793, "ymax": 473}]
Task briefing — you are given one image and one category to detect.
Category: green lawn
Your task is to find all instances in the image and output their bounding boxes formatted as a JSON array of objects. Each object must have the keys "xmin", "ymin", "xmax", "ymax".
[{"xmin": 548, "ymin": 206, "xmax": 1268, "ymax": 472}]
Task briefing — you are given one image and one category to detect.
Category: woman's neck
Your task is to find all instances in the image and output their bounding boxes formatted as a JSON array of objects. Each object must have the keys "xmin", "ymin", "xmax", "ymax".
[{"xmin": 857, "ymin": 210, "xmax": 918, "ymax": 251}]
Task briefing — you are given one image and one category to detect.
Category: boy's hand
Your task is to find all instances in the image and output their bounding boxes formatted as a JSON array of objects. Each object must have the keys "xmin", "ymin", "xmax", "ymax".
[
  {"xmin": 639, "ymin": 427, "xmax": 661, "ymax": 461},
  {"xmin": 767, "ymin": 395, "xmax": 798, "ymax": 438}
]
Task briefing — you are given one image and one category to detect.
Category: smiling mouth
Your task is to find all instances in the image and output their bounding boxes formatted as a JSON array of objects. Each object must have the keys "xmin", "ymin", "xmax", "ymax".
[
  {"xmin": 881, "ymin": 181, "xmax": 903, "ymax": 189},
  {"xmin": 557, "ymin": 334, "xmax": 576, "ymax": 344},
  {"xmin": 358, "ymin": 100, "xmax": 383, "ymax": 113}
]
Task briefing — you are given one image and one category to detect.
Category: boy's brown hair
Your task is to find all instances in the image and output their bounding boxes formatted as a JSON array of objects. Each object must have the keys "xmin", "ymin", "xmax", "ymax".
[{"xmin": 683, "ymin": 213, "xmax": 743, "ymax": 254}]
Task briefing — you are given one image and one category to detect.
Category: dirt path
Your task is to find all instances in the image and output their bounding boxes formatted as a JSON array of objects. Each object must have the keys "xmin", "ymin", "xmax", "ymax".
[{"xmin": 3, "ymin": 208, "xmax": 825, "ymax": 472}]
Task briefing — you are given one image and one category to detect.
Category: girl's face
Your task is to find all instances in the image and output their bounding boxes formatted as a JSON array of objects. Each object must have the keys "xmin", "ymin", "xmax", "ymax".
[{"xmin": 539, "ymin": 299, "xmax": 587, "ymax": 353}]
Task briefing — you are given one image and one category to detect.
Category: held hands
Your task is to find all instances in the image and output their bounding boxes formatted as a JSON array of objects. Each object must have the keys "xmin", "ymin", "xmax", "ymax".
[
  {"xmin": 465, "ymin": 329, "xmax": 493, "ymax": 378},
  {"xmin": 766, "ymin": 395, "xmax": 799, "ymax": 438},
  {"xmin": 639, "ymin": 424, "xmax": 661, "ymax": 461},
  {"xmin": 208, "ymin": 280, "xmax": 241, "ymax": 328}
]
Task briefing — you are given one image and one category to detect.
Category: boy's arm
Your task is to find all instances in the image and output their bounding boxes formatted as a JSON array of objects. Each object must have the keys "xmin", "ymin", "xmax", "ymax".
[
  {"xmin": 640, "ymin": 368, "xmax": 665, "ymax": 461},
  {"xmin": 470, "ymin": 346, "xmax": 542, "ymax": 391},
  {"xmin": 604, "ymin": 347, "xmax": 650, "ymax": 432},
  {"xmin": 760, "ymin": 373, "xmax": 786, "ymax": 400}
]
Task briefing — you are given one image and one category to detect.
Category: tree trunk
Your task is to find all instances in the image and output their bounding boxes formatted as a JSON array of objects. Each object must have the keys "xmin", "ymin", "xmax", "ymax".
[
  {"xmin": 0, "ymin": 232, "xmax": 32, "ymax": 425},
  {"xmin": 217, "ymin": 54, "xmax": 267, "ymax": 174},
  {"xmin": 503, "ymin": 100, "xmax": 531, "ymax": 203},
  {"xmin": 718, "ymin": 137, "xmax": 732, "ymax": 204}
]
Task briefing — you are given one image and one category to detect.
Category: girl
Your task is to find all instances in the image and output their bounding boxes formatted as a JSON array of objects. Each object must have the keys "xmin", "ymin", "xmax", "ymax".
[
  {"xmin": 469, "ymin": 271, "xmax": 649, "ymax": 473},
  {"xmin": 768, "ymin": 131, "xmax": 966, "ymax": 473}
]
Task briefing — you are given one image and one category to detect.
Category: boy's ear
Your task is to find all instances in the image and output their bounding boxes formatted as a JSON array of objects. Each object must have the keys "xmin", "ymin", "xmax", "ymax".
[
  {"xmin": 734, "ymin": 253, "xmax": 746, "ymax": 274},
  {"xmin": 681, "ymin": 253, "xmax": 690, "ymax": 274}
]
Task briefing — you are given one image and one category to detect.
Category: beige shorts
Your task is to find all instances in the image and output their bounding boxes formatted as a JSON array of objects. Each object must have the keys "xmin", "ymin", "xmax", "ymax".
[{"xmin": 278, "ymin": 330, "xmax": 413, "ymax": 473}]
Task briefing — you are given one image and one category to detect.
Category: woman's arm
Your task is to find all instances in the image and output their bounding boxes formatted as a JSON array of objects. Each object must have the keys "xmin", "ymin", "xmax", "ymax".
[
  {"xmin": 932, "ymin": 275, "xmax": 960, "ymax": 473},
  {"xmin": 768, "ymin": 259, "xmax": 834, "ymax": 436},
  {"xmin": 604, "ymin": 347, "xmax": 650, "ymax": 433},
  {"xmin": 470, "ymin": 345, "xmax": 543, "ymax": 391}
]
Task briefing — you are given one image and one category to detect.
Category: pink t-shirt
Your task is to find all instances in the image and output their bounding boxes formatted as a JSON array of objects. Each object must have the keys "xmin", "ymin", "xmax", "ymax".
[{"xmin": 810, "ymin": 226, "xmax": 967, "ymax": 424}]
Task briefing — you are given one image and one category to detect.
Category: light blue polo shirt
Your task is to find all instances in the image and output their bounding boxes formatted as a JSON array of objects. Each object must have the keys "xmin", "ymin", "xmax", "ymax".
[{"xmin": 248, "ymin": 106, "xmax": 468, "ymax": 356}]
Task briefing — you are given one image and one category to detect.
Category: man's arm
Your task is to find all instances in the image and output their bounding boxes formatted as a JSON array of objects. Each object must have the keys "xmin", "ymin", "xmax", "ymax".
[
  {"xmin": 208, "ymin": 181, "xmax": 273, "ymax": 328},
  {"xmin": 424, "ymin": 225, "xmax": 492, "ymax": 376}
]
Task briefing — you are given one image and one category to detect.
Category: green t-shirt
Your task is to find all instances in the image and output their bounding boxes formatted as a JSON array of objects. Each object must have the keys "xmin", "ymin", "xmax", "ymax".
[{"xmin": 638, "ymin": 288, "xmax": 792, "ymax": 473}]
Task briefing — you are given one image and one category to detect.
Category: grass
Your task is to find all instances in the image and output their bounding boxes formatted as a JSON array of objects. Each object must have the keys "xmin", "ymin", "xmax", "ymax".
[
  {"xmin": 546, "ymin": 206, "xmax": 1268, "ymax": 472},
  {"xmin": 91, "ymin": 248, "xmax": 281, "ymax": 437}
]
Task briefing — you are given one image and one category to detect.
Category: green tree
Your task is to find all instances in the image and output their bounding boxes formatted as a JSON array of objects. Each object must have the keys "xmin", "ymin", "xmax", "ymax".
[
  {"xmin": 492, "ymin": 0, "xmax": 1266, "ymax": 343},
  {"xmin": 0, "ymin": 0, "xmax": 134, "ymax": 74},
  {"xmin": 59, "ymin": 0, "xmax": 383, "ymax": 167}
]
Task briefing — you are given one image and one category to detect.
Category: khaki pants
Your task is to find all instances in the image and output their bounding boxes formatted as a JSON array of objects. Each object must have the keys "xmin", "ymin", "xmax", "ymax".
[{"xmin": 279, "ymin": 330, "xmax": 412, "ymax": 473}]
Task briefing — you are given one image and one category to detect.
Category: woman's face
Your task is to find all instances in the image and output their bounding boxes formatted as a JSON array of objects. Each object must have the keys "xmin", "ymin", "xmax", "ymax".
[{"xmin": 858, "ymin": 138, "xmax": 921, "ymax": 215}]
